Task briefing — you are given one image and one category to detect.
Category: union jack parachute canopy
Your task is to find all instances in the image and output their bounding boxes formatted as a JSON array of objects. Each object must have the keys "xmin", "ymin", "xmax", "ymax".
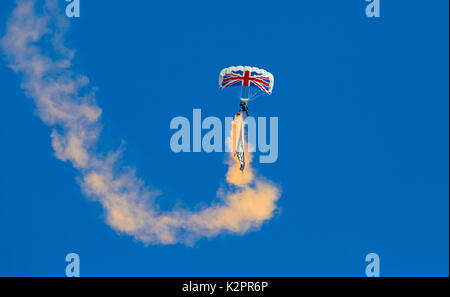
[{"xmin": 219, "ymin": 66, "xmax": 274, "ymax": 95}]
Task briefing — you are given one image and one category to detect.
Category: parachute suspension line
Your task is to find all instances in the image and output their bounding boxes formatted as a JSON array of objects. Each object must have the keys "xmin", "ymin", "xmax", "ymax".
[{"xmin": 248, "ymin": 87, "xmax": 263, "ymax": 101}]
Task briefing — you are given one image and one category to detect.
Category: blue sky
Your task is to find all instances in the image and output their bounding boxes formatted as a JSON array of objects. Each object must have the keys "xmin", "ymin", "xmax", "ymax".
[{"xmin": 0, "ymin": 0, "xmax": 448, "ymax": 276}]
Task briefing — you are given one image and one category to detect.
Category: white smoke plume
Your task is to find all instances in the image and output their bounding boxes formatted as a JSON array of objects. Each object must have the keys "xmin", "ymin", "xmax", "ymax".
[{"xmin": 1, "ymin": 0, "xmax": 281, "ymax": 245}]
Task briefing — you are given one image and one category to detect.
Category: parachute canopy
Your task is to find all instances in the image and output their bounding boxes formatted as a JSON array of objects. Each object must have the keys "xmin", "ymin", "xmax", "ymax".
[{"xmin": 219, "ymin": 66, "xmax": 274, "ymax": 95}]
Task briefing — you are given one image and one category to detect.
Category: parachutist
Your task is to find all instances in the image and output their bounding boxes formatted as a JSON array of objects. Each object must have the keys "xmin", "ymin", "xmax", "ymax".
[{"xmin": 239, "ymin": 101, "xmax": 249, "ymax": 117}]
